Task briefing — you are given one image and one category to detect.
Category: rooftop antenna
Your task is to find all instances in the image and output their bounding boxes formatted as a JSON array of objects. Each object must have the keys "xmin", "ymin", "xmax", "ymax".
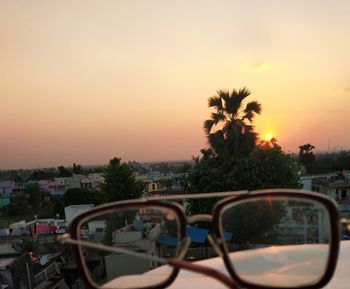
[{"xmin": 328, "ymin": 139, "xmax": 330, "ymax": 152}]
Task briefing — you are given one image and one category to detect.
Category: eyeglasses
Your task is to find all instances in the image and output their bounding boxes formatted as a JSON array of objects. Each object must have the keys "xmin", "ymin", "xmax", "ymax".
[{"xmin": 58, "ymin": 189, "xmax": 347, "ymax": 289}]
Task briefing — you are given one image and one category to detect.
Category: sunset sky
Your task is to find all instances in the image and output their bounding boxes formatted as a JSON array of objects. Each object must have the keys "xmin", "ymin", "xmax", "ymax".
[{"xmin": 1, "ymin": 0, "xmax": 350, "ymax": 169}]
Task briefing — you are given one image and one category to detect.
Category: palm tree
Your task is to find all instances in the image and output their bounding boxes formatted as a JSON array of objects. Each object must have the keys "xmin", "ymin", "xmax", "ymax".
[
  {"xmin": 298, "ymin": 143, "xmax": 315, "ymax": 175},
  {"xmin": 203, "ymin": 88, "xmax": 262, "ymax": 159}
]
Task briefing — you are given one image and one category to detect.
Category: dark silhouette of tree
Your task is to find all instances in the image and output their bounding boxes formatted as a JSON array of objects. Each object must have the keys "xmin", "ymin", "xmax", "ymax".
[
  {"xmin": 102, "ymin": 157, "xmax": 144, "ymax": 202},
  {"xmin": 25, "ymin": 182, "xmax": 49, "ymax": 208},
  {"xmin": 62, "ymin": 188, "xmax": 105, "ymax": 206},
  {"xmin": 183, "ymin": 144, "xmax": 300, "ymax": 216},
  {"xmin": 298, "ymin": 144, "xmax": 315, "ymax": 175},
  {"xmin": 29, "ymin": 170, "xmax": 56, "ymax": 181},
  {"xmin": 180, "ymin": 89, "xmax": 300, "ymax": 245},
  {"xmin": 203, "ymin": 88, "xmax": 262, "ymax": 159},
  {"xmin": 222, "ymin": 200, "xmax": 287, "ymax": 245},
  {"xmin": 57, "ymin": 165, "xmax": 72, "ymax": 177},
  {"xmin": 72, "ymin": 163, "xmax": 83, "ymax": 174},
  {"xmin": 258, "ymin": 137, "xmax": 279, "ymax": 150},
  {"xmin": 53, "ymin": 202, "xmax": 65, "ymax": 218}
]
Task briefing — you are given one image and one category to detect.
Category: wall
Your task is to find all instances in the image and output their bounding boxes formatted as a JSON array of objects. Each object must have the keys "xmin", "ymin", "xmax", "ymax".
[{"xmin": 64, "ymin": 205, "xmax": 94, "ymax": 223}]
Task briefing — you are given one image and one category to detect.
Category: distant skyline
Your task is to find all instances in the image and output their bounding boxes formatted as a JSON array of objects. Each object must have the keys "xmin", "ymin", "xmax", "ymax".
[{"xmin": 1, "ymin": 0, "xmax": 350, "ymax": 169}]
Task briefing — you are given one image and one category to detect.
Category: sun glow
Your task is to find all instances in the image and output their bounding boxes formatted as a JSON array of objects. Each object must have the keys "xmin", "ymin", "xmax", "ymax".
[{"xmin": 265, "ymin": 133, "xmax": 272, "ymax": 141}]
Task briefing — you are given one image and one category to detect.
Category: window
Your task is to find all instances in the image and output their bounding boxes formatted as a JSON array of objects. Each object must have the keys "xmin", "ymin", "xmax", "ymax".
[{"xmin": 342, "ymin": 189, "xmax": 347, "ymax": 200}]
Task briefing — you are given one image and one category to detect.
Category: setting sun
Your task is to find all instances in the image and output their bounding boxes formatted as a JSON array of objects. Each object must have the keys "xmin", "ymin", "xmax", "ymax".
[{"xmin": 265, "ymin": 133, "xmax": 272, "ymax": 141}]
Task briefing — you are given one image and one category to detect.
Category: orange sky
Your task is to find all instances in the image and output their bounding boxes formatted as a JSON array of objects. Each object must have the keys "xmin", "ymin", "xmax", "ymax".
[{"xmin": 1, "ymin": 0, "xmax": 350, "ymax": 169}]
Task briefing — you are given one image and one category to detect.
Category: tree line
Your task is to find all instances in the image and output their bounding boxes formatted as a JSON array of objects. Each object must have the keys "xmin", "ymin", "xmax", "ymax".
[{"xmin": 298, "ymin": 144, "xmax": 350, "ymax": 175}]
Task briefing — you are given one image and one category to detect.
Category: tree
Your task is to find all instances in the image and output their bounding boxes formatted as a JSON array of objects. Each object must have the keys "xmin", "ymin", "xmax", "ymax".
[
  {"xmin": 73, "ymin": 163, "xmax": 83, "ymax": 174},
  {"xmin": 102, "ymin": 157, "xmax": 145, "ymax": 202},
  {"xmin": 1, "ymin": 196, "xmax": 28, "ymax": 216},
  {"xmin": 158, "ymin": 179, "xmax": 174, "ymax": 189},
  {"xmin": 53, "ymin": 202, "xmax": 65, "ymax": 218},
  {"xmin": 21, "ymin": 237, "xmax": 40, "ymax": 253},
  {"xmin": 57, "ymin": 165, "xmax": 72, "ymax": 177},
  {"xmin": 29, "ymin": 170, "xmax": 56, "ymax": 181},
  {"xmin": 183, "ymin": 144, "xmax": 300, "ymax": 216},
  {"xmin": 203, "ymin": 88, "xmax": 262, "ymax": 159},
  {"xmin": 311, "ymin": 151, "xmax": 350, "ymax": 173},
  {"xmin": 62, "ymin": 188, "xmax": 105, "ymax": 206},
  {"xmin": 26, "ymin": 183, "xmax": 43, "ymax": 208},
  {"xmin": 221, "ymin": 200, "xmax": 287, "ymax": 245},
  {"xmin": 298, "ymin": 144, "xmax": 315, "ymax": 175}
]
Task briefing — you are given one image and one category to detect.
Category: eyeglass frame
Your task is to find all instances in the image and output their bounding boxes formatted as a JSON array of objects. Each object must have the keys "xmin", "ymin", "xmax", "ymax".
[{"xmin": 62, "ymin": 189, "xmax": 341, "ymax": 289}]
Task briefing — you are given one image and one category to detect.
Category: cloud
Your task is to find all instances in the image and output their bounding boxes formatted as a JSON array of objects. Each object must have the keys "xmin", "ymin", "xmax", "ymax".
[
  {"xmin": 335, "ymin": 83, "xmax": 350, "ymax": 93},
  {"xmin": 249, "ymin": 60, "xmax": 268, "ymax": 71}
]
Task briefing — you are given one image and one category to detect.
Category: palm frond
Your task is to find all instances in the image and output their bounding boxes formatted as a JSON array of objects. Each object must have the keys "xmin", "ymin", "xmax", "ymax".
[
  {"xmin": 225, "ymin": 88, "xmax": 249, "ymax": 115},
  {"xmin": 244, "ymin": 101, "xmax": 262, "ymax": 114},
  {"xmin": 238, "ymin": 87, "xmax": 251, "ymax": 99},
  {"xmin": 203, "ymin": 119, "xmax": 215, "ymax": 135},
  {"xmin": 243, "ymin": 111, "xmax": 254, "ymax": 122},
  {"xmin": 211, "ymin": 112, "xmax": 225, "ymax": 124},
  {"xmin": 205, "ymin": 87, "xmax": 261, "ymax": 156},
  {"xmin": 217, "ymin": 90, "xmax": 230, "ymax": 105},
  {"xmin": 208, "ymin": 96, "xmax": 222, "ymax": 110}
]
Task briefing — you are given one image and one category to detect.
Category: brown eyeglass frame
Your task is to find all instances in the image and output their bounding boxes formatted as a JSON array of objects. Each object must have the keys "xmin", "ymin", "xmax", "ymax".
[
  {"xmin": 212, "ymin": 189, "xmax": 340, "ymax": 289},
  {"xmin": 67, "ymin": 189, "xmax": 340, "ymax": 289},
  {"xmin": 69, "ymin": 199, "xmax": 187, "ymax": 289}
]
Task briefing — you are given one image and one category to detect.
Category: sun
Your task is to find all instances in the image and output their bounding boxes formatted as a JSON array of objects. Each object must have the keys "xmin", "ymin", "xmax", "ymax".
[{"xmin": 265, "ymin": 133, "xmax": 272, "ymax": 141}]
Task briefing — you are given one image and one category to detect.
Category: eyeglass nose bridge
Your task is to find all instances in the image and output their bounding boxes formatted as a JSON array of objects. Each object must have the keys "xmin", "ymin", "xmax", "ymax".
[
  {"xmin": 187, "ymin": 214, "xmax": 213, "ymax": 224},
  {"xmin": 186, "ymin": 214, "xmax": 225, "ymax": 258}
]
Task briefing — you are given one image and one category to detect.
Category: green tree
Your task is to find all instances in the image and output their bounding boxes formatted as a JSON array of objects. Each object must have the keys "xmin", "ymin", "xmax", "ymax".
[
  {"xmin": 222, "ymin": 200, "xmax": 287, "ymax": 245},
  {"xmin": 298, "ymin": 143, "xmax": 315, "ymax": 175},
  {"xmin": 21, "ymin": 237, "xmax": 40, "ymax": 253},
  {"xmin": 183, "ymin": 144, "xmax": 299, "ymax": 216},
  {"xmin": 29, "ymin": 170, "xmax": 56, "ymax": 181},
  {"xmin": 311, "ymin": 151, "xmax": 350, "ymax": 173},
  {"xmin": 1, "ymin": 196, "xmax": 28, "ymax": 216},
  {"xmin": 203, "ymin": 88, "xmax": 262, "ymax": 159},
  {"xmin": 102, "ymin": 157, "xmax": 145, "ymax": 202},
  {"xmin": 62, "ymin": 188, "xmax": 105, "ymax": 206},
  {"xmin": 158, "ymin": 179, "xmax": 174, "ymax": 189},
  {"xmin": 53, "ymin": 201, "xmax": 65, "ymax": 218},
  {"xmin": 26, "ymin": 183, "xmax": 43, "ymax": 208}
]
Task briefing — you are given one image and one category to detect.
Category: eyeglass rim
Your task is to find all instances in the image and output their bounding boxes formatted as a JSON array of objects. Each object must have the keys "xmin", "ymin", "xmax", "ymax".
[
  {"xmin": 69, "ymin": 200, "xmax": 187, "ymax": 289},
  {"xmin": 212, "ymin": 189, "xmax": 340, "ymax": 289},
  {"xmin": 68, "ymin": 189, "xmax": 341, "ymax": 289}
]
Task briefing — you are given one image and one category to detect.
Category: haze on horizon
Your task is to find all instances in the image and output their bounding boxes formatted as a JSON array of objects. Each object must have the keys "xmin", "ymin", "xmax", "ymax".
[{"xmin": 1, "ymin": 0, "xmax": 350, "ymax": 170}]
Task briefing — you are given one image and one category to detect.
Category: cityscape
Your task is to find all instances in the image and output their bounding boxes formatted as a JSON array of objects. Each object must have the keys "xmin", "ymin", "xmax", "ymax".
[
  {"xmin": 2, "ymin": 1, "xmax": 350, "ymax": 288},
  {"xmin": 1, "ymin": 153, "xmax": 350, "ymax": 288}
]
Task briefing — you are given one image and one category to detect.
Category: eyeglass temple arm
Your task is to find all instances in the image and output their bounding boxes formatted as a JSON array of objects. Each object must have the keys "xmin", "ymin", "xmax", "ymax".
[
  {"xmin": 58, "ymin": 234, "xmax": 239, "ymax": 289},
  {"xmin": 58, "ymin": 233, "xmax": 190, "ymax": 264},
  {"xmin": 168, "ymin": 258, "xmax": 239, "ymax": 289}
]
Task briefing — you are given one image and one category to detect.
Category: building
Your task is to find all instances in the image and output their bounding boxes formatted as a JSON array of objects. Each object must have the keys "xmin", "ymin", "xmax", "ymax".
[
  {"xmin": 0, "ymin": 181, "xmax": 24, "ymax": 196},
  {"xmin": 311, "ymin": 172, "xmax": 350, "ymax": 218},
  {"xmin": 0, "ymin": 196, "xmax": 11, "ymax": 209},
  {"xmin": 0, "ymin": 247, "xmax": 69, "ymax": 289},
  {"xmin": 276, "ymin": 204, "xmax": 330, "ymax": 244},
  {"xmin": 64, "ymin": 204, "xmax": 94, "ymax": 224},
  {"xmin": 0, "ymin": 253, "xmax": 32, "ymax": 289}
]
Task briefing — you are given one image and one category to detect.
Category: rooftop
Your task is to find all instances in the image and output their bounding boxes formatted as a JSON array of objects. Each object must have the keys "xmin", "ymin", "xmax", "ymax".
[{"xmin": 0, "ymin": 257, "xmax": 16, "ymax": 270}]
